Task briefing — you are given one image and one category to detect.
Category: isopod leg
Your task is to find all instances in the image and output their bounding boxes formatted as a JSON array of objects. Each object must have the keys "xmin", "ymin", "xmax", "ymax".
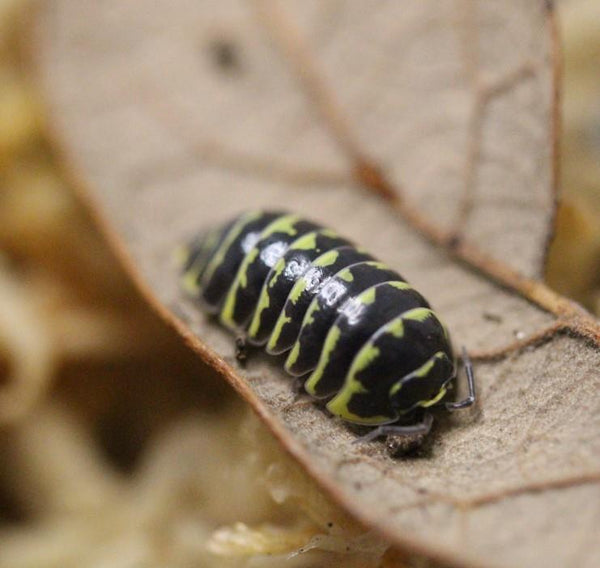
[
  {"xmin": 445, "ymin": 347, "xmax": 476, "ymax": 411},
  {"xmin": 352, "ymin": 412, "xmax": 434, "ymax": 444},
  {"xmin": 235, "ymin": 334, "xmax": 248, "ymax": 364},
  {"xmin": 291, "ymin": 376, "xmax": 307, "ymax": 395}
]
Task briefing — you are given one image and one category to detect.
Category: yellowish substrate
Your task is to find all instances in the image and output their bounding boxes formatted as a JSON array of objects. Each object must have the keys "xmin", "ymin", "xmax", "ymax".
[
  {"xmin": 0, "ymin": 400, "xmax": 390, "ymax": 567},
  {"xmin": 545, "ymin": 0, "xmax": 600, "ymax": 310}
]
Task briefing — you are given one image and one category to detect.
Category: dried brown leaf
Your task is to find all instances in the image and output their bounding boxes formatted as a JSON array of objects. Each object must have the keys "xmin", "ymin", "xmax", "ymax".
[{"xmin": 31, "ymin": 1, "xmax": 600, "ymax": 567}]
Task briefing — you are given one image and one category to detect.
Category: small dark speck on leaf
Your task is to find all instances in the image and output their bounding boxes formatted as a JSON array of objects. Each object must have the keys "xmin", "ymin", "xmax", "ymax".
[
  {"xmin": 207, "ymin": 38, "xmax": 241, "ymax": 73},
  {"xmin": 447, "ymin": 233, "xmax": 462, "ymax": 250},
  {"xmin": 482, "ymin": 311, "xmax": 503, "ymax": 324}
]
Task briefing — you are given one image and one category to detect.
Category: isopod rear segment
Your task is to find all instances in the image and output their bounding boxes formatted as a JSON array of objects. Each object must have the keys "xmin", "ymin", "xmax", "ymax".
[{"xmin": 178, "ymin": 210, "xmax": 475, "ymax": 440}]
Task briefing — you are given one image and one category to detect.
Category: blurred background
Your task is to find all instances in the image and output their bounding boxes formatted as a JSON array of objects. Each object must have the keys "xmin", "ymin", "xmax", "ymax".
[
  {"xmin": 545, "ymin": 0, "xmax": 600, "ymax": 310},
  {"xmin": 0, "ymin": 0, "xmax": 599, "ymax": 566}
]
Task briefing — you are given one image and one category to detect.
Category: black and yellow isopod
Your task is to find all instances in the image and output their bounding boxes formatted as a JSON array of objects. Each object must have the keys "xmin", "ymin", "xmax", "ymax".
[{"xmin": 178, "ymin": 210, "xmax": 475, "ymax": 443}]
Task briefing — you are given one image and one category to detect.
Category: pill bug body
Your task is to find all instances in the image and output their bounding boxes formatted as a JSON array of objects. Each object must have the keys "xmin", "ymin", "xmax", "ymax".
[{"xmin": 180, "ymin": 211, "xmax": 472, "ymax": 436}]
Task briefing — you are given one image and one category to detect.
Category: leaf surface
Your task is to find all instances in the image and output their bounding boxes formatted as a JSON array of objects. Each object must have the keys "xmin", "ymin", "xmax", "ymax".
[{"xmin": 33, "ymin": 1, "xmax": 600, "ymax": 567}]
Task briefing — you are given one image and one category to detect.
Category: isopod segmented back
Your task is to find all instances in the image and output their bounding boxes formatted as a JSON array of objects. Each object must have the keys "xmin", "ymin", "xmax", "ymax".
[{"xmin": 179, "ymin": 210, "xmax": 475, "ymax": 439}]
